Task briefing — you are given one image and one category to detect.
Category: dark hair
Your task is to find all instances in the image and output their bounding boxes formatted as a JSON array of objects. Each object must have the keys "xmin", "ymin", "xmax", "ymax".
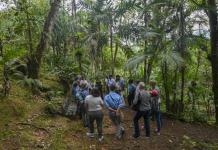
[
  {"xmin": 91, "ymin": 88, "xmax": 100, "ymax": 97},
  {"xmin": 109, "ymin": 84, "xmax": 116, "ymax": 91},
  {"xmin": 136, "ymin": 80, "xmax": 140, "ymax": 85},
  {"xmin": 128, "ymin": 79, "xmax": 134, "ymax": 84}
]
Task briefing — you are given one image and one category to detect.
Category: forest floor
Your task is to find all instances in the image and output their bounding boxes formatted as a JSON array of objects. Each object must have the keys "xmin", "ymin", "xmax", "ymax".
[{"xmin": 0, "ymin": 78, "xmax": 218, "ymax": 150}]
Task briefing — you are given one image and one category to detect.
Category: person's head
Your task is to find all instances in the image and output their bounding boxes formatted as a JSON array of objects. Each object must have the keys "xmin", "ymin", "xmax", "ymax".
[
  {"xmin": 191, "ymin": 81, "xmax": 197, "ymax": 87},
  {"xmin": 138, "ymin": 82, "xmax": 145, "ymax": 90},
  {"xmin": 73, "ymin": 82, "xmax": 78, "ymax": 87},
  {"xmin": 109, "ymin": 84, "xmax": 116, "ymax": 91},
  {"xmin": 136, "ymin": 80, "xmax": 140, "ymax": 85},
  {"xmin": 91, "ymin": 88, "xmax": 100, "ymax": 97},
  {"xmin": 116, "ymin": 75, "xmax": 120, "ymax": 80},
  {"xmin": 109, "ymin": 75, "xmax": 113, "ymax": 79},
  {"xmin": 80, "ymin": 80, "xmax": 88, "ymax": 89},
  {"xmin": 149, "ymin": 81, "xmax": 156, "ymax": 88},
  {"xmin": 128, "ymin": 79, "xmax": 134, "ymax": 84}
]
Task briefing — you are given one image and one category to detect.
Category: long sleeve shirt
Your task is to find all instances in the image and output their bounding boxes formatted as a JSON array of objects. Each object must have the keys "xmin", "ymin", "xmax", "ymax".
[
  {"xmin": 104, "ymin": 91, "xmax": 125, "ymax": 110},
  {"xmin": 133, "ymin": 90, "xmax": 151, "ymax": 111}
]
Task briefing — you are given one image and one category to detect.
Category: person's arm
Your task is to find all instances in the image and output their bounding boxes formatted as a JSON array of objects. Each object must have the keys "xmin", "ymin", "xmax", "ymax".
[
  {"xmin": 99, "ymin": 98, "xmax": 104, "ymax": 107},
  {"xmin": 118, "ymin": 96, "xmax": 125, "ymax": 108},
  {"xmin": 104, "ymin": 96, "xmax": 117, "ymax": 112},
  {"xmin": 84, "ymin": 98, "xmax": 89, "ymax": 112},
  {"xmin": 132, "ymin": 90, "xmax": 139, "ymax": 105}
]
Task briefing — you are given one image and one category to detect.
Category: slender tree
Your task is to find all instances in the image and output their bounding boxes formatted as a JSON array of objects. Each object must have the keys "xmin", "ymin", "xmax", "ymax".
[{"xmin": 27, "ymin": 0, "xmax": 61, "ymax": 79}]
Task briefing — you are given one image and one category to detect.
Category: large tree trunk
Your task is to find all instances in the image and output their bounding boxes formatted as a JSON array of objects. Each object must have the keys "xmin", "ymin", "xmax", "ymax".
[
  {"xmin": 208, "ymin": 0, "xmax": 218, "ymax": 124},
  {"xmin": 27, "ymin": 0, "xmax": 61, "ymax": 79},
  {"xmin": 162, "ymin": 61, "xmax": 170, "ymax": 112},
  {"xmin": 179, "ymin": 1, "xmax": 185, "ymax": 113},
  {"xmin": 143, "ymin": 0, "xmax": 149, "ymax": 82},
  {"xmin": 72, "ymin": 0, "xmax": 76, "ymax": 17}
]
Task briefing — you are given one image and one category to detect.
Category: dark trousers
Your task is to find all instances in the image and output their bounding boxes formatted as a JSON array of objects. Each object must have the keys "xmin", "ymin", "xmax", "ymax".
[
  {"xmin": 88, "ymin": 111, "xmax": 104, "ymax": 138},
  {"xmin": 78, "ymin": 102, "xmax": 88, "ymax": 127},
  {"xmin": 133, "ymin": 110, "xmax": 151, "ymax": 137},
  {"xmin": 127, "ymin": 93, "xmax": 134, "ymax": 106}
]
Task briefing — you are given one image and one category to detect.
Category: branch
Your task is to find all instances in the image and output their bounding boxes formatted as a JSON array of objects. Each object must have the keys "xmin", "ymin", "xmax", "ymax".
[{"xmin": 17, "ymin": 122, "xmax": 49, "ymax": 133}]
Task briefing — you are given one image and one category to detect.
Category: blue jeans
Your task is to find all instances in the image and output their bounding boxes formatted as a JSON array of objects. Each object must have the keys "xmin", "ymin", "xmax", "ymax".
[
  {"xmin": 153, "ymin": 110, "xmax": 161, "ymax": 132},
  {"xmin": 133, "ymin": 110, "xmax": 151, "ymax": 137}
]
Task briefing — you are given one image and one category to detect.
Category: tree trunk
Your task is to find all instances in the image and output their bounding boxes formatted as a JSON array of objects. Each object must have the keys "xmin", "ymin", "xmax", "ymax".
[
  {"xmin": 26, "ymin": 11, "xmax": 33, "ymax": 53},
  {"xmin": 207, "ymin": 0, "xmax": 218, "ymax": 124},
  {"xmin": 144, "ymin": 59, "xmax": 147, "ymax": 82},
  {"xmin": 179, "ymin": 1, "xmax": 185, "ymax": 113},
  {"xmin": 0, "ymin": 38, "xmax": 3, "ymax": 57},
  {"xmin": 162, "ymin": 61, "xmax": 170, "ymax": 112},
  {"xmin": 172, "ymin": 67, "xmax": 178, "ymax": 113},
  {"xmin": 143, "ymin": 0, "xmax": 148, "ymax": 82},
  {"xmin": 72, "ymin": 0, "xmax": 76, "ymax": 17},
  {"xmin": 27, "ymin": 0, "xmax": 61, "ymax": 79},
  {"xmin": 110, "ymin": 21, "xmax": 114, "ymax": 76}
]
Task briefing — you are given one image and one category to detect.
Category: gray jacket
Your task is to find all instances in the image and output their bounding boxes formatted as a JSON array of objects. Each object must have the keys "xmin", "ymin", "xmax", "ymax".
[{"xmin": 133, "ymin": 90, "xmax": 151, "ymax": 111}]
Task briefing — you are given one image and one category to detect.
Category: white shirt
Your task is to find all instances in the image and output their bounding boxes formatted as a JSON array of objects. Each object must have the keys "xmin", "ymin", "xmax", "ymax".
[{"xmin": 85, "ymin": 95, "xmax": 104, "ymax": 111}]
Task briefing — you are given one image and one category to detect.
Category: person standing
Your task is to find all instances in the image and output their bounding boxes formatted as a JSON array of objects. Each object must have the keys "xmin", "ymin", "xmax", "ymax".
[
  {"xmin": 95, "ymin": 79, "xmax": 103, "ymax": 98},
  {"xmin": 132, "ymin": 82, "xmax": 151, "ymax": 138},
  {"xmin": 85, "ymin": 88, "xmax": 104, "ymax": 142},
  {"xmin": 106, "ymin": 75, "xmax": 116, "ymax": 92},
  {"xmin": 76, "ymin": 82, "xmax": 89, "ymax": 127},
  {"xmin": 115, "ymin": 75, "xmax": 125, "ymax": 95},
  {"xmin": 127, "ymin": 79, "xmax": 136, "ymax": 106},
  {"xmin": 150, "ymin": 81, "xmax": 161, "ymax": 135},
  {"xmin": 104, "ymin": 84, "xmax": 125, "ymax": 139}
]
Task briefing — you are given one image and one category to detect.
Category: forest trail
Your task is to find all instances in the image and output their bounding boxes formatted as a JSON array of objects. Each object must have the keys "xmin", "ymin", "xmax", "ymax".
[
  {"xmin": 2, "ymin": 105, "xmax": 218, "ymax": 150},
  {"xmin": 71, "ymin": 109, "xmax": 218, "ymax": 150}
]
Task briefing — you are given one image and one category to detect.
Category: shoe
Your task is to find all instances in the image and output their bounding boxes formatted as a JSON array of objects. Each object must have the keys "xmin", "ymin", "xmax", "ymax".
[
  {"xmin": 132, "ymin": 134, "xmax": 140, "ymax": 138},
  {"xmin": 98, "ymin": 136, "xmax": 104, "ymax": 142},
  {"xmin": 157, "ymin": 132, "xmax": 160, "ymax": 135},
  {"xmin": 121, "ymin": 129, "xmax": 125, "ymax": 136},
  {"xmin": 86, "ymin": 132, "xmax": 94, "ymax": 138},
  {"xmin": 145, "ymin": 136, "xmax": 150, "ymax": 139}
]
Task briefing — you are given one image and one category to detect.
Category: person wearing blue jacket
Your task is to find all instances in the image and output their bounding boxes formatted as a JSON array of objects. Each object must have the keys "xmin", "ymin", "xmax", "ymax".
[
  {"xmin": 104, "ymin": 84, "xmax": 125, "ymax": 139},
  {"xmin": 76, "ymin": 82, "xmax": 89, "ymax": 127}
]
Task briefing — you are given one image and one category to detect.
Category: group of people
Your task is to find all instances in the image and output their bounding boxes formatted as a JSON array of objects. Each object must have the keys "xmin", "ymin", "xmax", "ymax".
[{"xmin": 71, "ymin": 75, "xmax": 162, "ymax": 142}]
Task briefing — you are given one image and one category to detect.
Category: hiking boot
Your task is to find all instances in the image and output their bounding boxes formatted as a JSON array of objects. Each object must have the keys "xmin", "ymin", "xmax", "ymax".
[
  {"xmin": 98, "ymin": 136, "xmax": 104, "ymax": 142},
  {"xmin": 86, "ymin": 132, "xmax": 94, "ymax": 138}
]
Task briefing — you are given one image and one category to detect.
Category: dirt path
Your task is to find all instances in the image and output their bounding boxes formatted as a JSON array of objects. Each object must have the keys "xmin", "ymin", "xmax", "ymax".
[
  {"xmin": 1, "ymin": 108, "xmax": 218, "ymax": 150},
  {"xmin": 70, "ymin": 109, "xmax": 218, "ymax": 150}
]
